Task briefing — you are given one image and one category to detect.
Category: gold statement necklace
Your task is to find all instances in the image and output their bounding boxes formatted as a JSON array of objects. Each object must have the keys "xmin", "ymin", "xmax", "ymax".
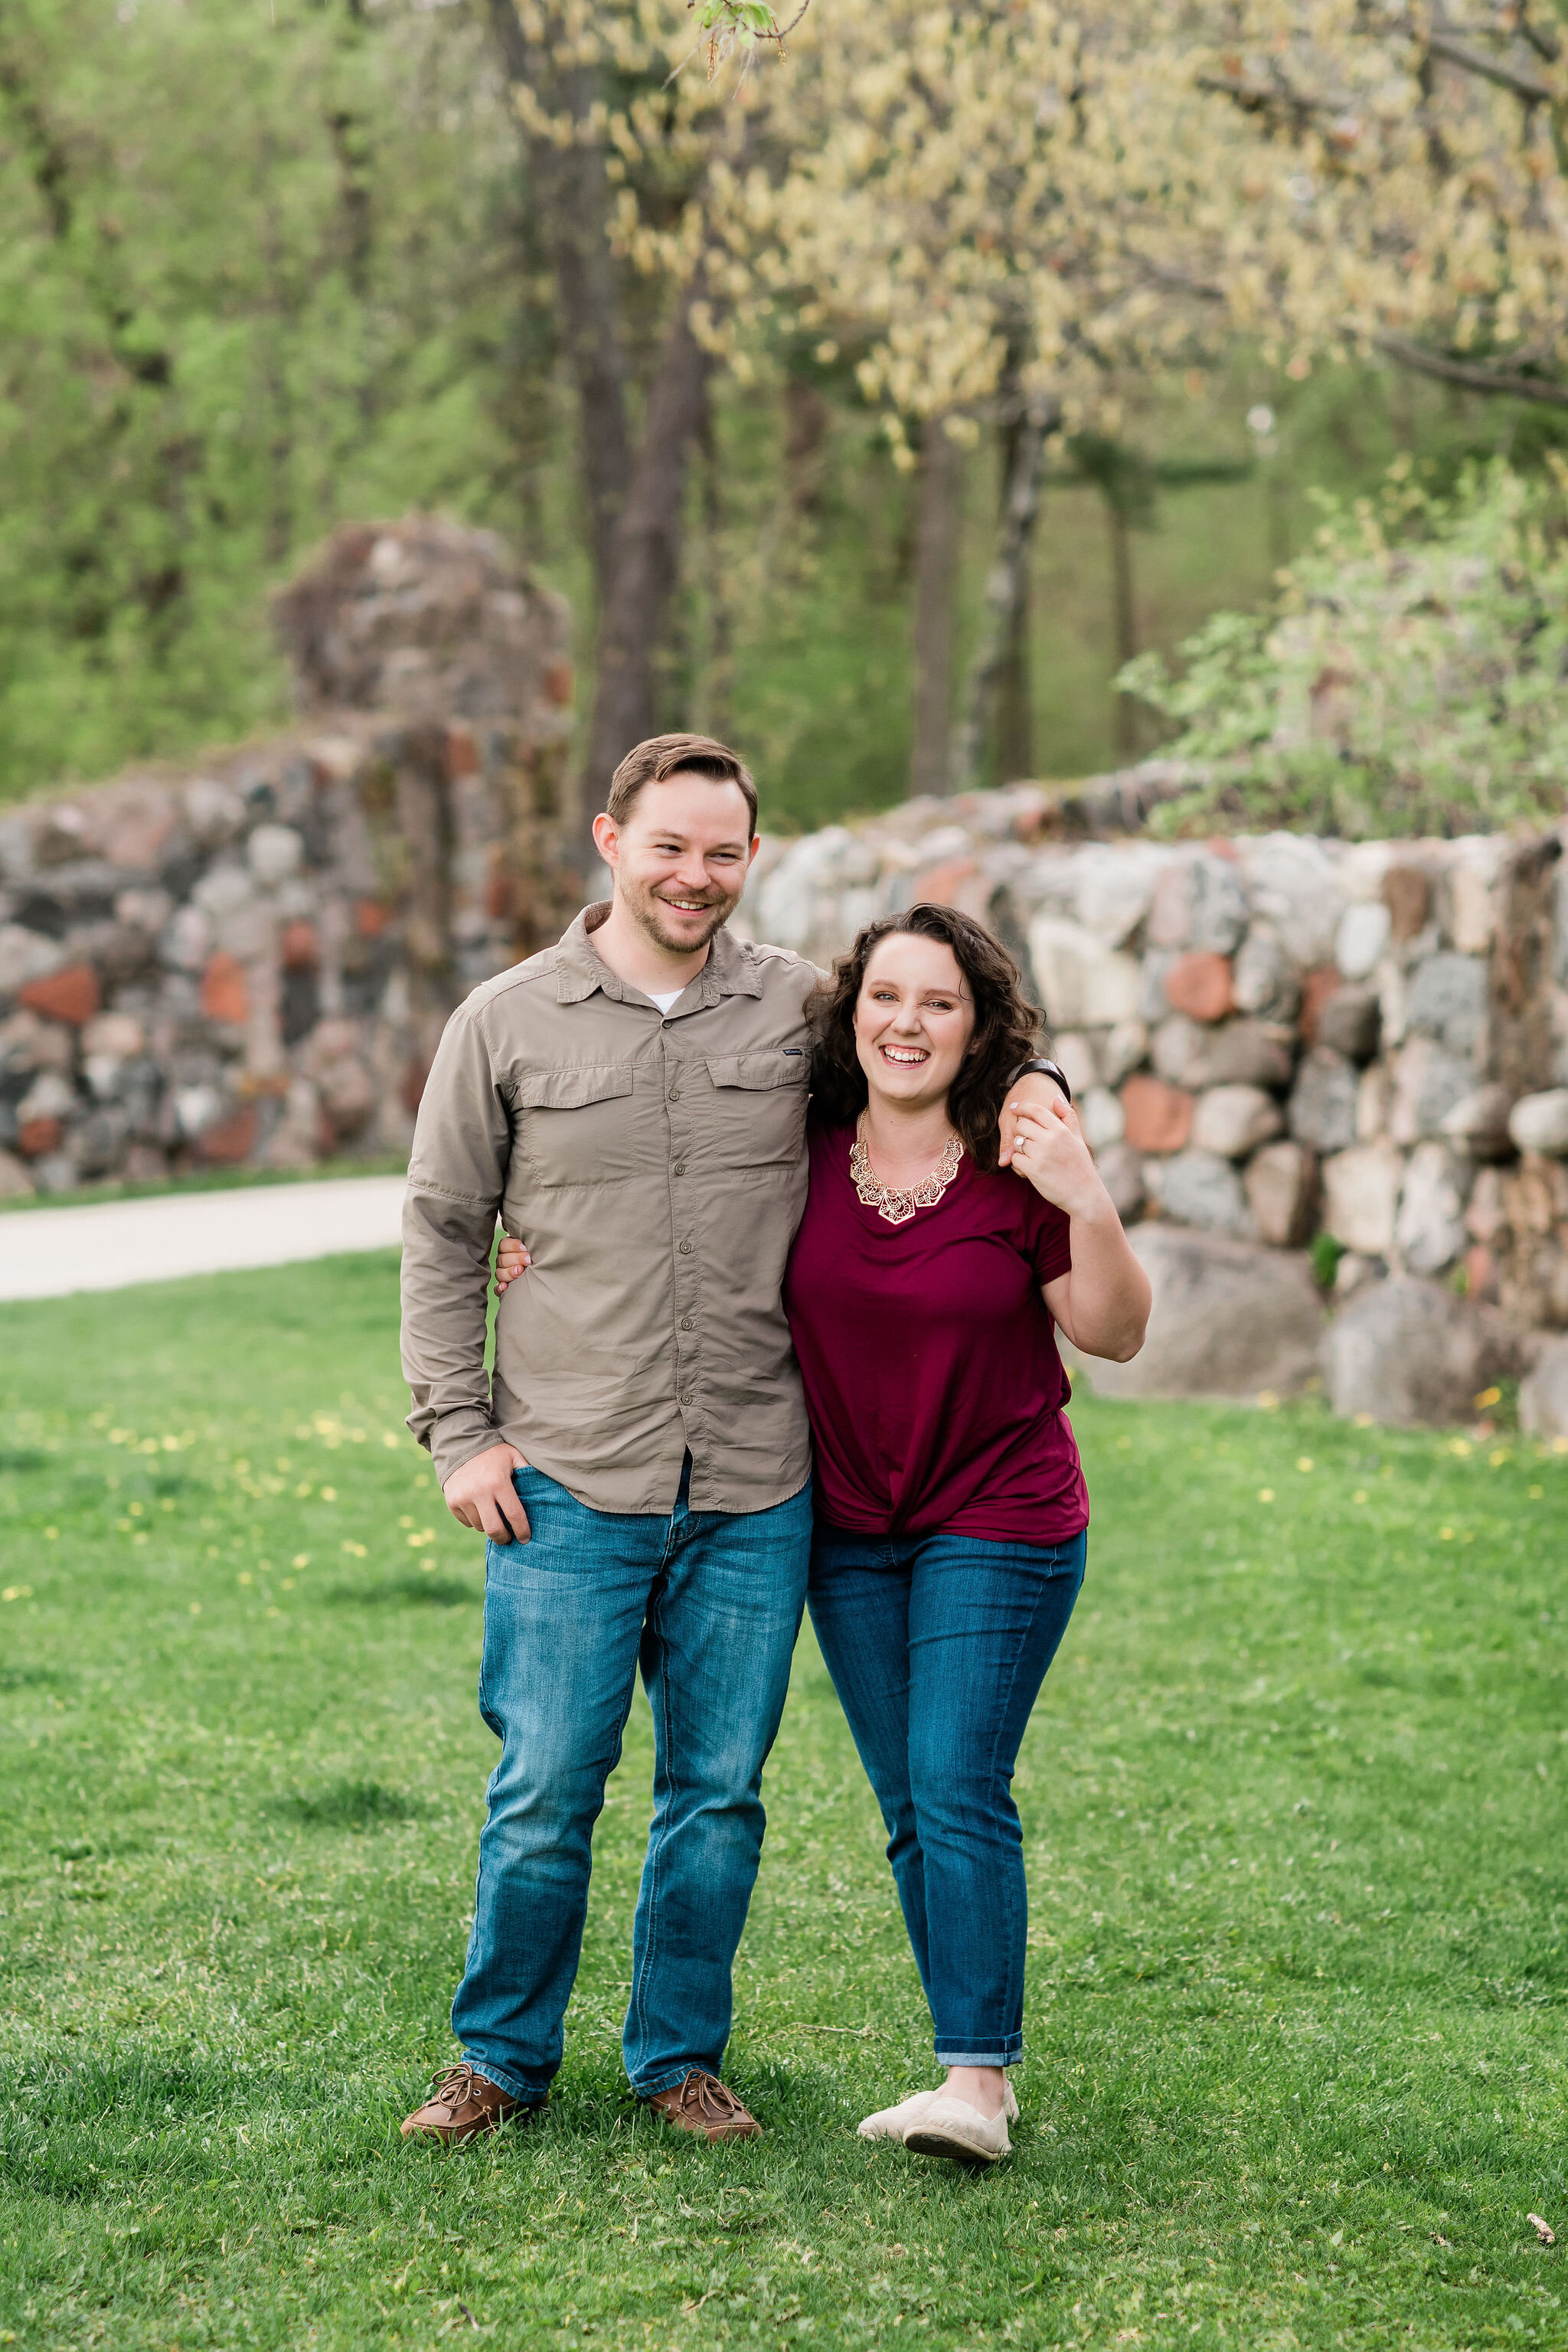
[{"xmin": 850, "ymin": 1111, "xmax": 965, "ymax": 1227}]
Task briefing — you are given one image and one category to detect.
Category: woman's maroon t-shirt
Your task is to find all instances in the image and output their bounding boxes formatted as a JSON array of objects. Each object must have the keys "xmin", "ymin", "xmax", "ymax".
[{"xmin": 782, "ymin": 1121, "xmax": 1089, "ymax": 1544}]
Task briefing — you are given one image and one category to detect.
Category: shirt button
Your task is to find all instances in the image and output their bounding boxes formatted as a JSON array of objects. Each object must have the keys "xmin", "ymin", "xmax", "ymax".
[
  {"xmin": 668, "ymin": 1087, "xmax": 681, "ymax": 1101},
  {"xmin": 680, "ymin": 1316, "xmax": 694, "ymax": 1331},
  {"xmin": 678, "ymin": 1240, "xmax": 693, "ymax": 1254},
  {"xmin": 673, "ymin": 1161, "xmax": 686, "ymax": 1176},
  {"xmin": 680, "ymin": 1393, "xmax": 694, "ymax": 1406},
  {"xmin": 662, "ymin": 1018, "xmax": 674, "ymax": 1030}
]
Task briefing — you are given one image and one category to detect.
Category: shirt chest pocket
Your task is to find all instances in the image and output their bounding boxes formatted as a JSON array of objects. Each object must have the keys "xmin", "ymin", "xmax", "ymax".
[
  {"xmin": 702, "ymin": 1050, "xmax": 809, "ymax": 1171},
  {"xmin": 517, "ymin": 1062, "xmax": 641, "ymax": 1187}
]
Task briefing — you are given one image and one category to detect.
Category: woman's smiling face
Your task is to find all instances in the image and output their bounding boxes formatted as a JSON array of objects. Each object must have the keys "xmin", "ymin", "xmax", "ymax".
[{"xmin": 854, "ymin": 932, "xmax": 976, "ymax": 1114}]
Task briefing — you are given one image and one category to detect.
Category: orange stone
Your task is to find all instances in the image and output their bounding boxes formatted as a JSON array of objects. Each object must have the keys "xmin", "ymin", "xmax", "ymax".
[
  {"xmin": 1298, "ymin": 965, "xmax": 1342, "ymax": 1044},
  {"xmin": 1163, "ymin": 950, "xmax": 1236, "ymax": 1023},
  {"xmin": 196, "ymin": 1104, "xmax": 259, "ymax": 1165},
  {"xmin": 19, "ymin": 963, "xmax": 100, "ymax": 1026},
  {"xmin": 280, "ymin": 920, "xmax": 320, "ymax": 972},
  {"xmin": 1464, "ymin": 1243, "xmax": 1497, "ymax": 1305},
  {"xmin": 201, "ymin": 952, "xmax": 249, "ymax": 1025},
  {"xmin": 1119, "ymin": 1076, "xmax": 1194, "ymax": 1155},
  {"xmin": 910, "ymin": 858, "xmax": 987, "ymax": 917},
  {"xmin": 356, "ymin": 898, "xmax": 393, "ymax": 939},
  {"xmin": 401, "ymin": 1055, "xmax": 430, "ymax": 1117},
  {"xmin": 18, "ymin": 1116, "xmax": 63, "ymax": 1158},
  {"xmin": 445, "ymin": 723, "xmax": 481, "ymax": 779}
]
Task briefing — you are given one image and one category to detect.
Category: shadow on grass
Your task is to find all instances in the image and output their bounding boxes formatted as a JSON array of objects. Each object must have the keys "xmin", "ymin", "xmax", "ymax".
[
  {"xmin": 325, "ymin": 1575, "xmax": 475, "ymax": 1609},
  {"xmin": 273, "ymin": 1780, "xmax": 419, "ymax": 1831},
  {"xmin": 0, "ymin": 1664, "xmax": 72, "ymax": 1691}
]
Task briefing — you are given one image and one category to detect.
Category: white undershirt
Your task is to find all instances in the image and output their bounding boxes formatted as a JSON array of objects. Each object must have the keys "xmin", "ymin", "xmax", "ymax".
[{"xmin": 648, "ymin": 989, "xmax": 684, "ymax": 1014}]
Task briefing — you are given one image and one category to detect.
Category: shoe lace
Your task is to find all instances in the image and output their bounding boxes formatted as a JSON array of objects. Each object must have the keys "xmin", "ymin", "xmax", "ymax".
[
  {"xmin": 674, "ymin": 2069, "xmax": 749, "ymax": 2123},
  {"xmin": 428, "ymin": 2062, "xmax": 487, "ymax": 2111}
]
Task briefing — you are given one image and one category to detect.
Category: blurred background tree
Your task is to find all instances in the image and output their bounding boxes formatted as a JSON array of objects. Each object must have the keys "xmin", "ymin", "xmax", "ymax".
[{"xmin": 3, "ymin": 0, "xmax": 1567, "ymax": 838}]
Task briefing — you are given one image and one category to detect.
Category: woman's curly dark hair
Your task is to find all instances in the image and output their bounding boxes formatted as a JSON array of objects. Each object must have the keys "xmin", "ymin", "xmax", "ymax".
[{"xmin": 806, "ymin": 902, "xmax": 1045, "ymax": 1171}]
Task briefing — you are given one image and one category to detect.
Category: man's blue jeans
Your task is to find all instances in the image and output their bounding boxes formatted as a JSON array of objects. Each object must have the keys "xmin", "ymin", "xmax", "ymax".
[
  {"xmin": 451, "ymin": 1460, "xmax": 812, "ymax": 2102},
  {"xmin": 807, "ymin": 1523, "xmax": 1086, "ymax": 2069}
]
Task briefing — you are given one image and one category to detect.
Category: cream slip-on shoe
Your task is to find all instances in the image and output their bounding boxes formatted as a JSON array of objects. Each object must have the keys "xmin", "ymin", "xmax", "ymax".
[
  {"xmin": 903, "ymin": 2092, "xmax": 1012, "ymax": 2164},
  {"xmin": 860, "ymin": 2080, "xmax": 1017, "ymax": 2144},
  {"xmin": 858, "ymin": 2090, "xmax": 940, "ymax": 2141}
]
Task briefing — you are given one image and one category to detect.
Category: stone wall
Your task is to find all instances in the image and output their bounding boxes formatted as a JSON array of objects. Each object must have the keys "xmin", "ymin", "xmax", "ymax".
[
  {"xmin": 743, "ymin": 780, "xmax": 1568, "ymax": 1422},
  {"xmin": 0, "ymin": 520, "xmax": 579, "ymax": 1195}
]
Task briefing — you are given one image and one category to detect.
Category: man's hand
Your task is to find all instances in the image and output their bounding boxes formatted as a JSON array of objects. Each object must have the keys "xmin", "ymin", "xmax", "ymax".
[{"xmin": 443, "ymin": 1442, "xmax": 530, "ymax": 1544}]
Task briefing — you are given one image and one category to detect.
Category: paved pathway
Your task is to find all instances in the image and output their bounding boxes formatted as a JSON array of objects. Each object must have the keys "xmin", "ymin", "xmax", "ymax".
[{"xmin": 0, "ymin": 1175, "xmax": 407, "ymax": 1302}]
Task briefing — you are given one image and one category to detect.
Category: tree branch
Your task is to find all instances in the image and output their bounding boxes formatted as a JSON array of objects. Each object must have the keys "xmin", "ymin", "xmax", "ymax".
[
  {"xmin": 1372, "ymin": 329, "xmax": 1568, "ymax": 407},
  {"xmin": 1424, "ymin": 30, "xmax": 1553, "ymax": 106}
]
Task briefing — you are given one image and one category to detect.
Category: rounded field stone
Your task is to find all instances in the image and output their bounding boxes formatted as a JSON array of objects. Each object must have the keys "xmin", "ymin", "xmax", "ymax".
[
  {"xmin": 1119, "ymin": 1074, "xmax": 1194, "ymax": 1155},
  {"xmin": 1164, "ymin": 951, "xmax": 1236, "ymax": 1023},
  {"xmin": 18, "ymin": 962, "xmax": 100, "ymax": 1026}
]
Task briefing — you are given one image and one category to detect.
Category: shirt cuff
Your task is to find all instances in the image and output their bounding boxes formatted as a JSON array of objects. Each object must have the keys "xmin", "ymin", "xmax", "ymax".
[{"xmin": 416, "ymin": 1409, "xmax": 507, "ymax": 1491}]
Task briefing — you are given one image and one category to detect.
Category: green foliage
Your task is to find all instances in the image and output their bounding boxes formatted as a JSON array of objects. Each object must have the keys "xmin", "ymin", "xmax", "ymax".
[
  {"xmin": 1122, "ymin": 457, "xmax": 1568, "ymax": 836},
  {"xmin": 3, "ymin": 1258, "xmax": 1567, "ymax": 2346},
  {"xmin": 0, "ymin": 0, "xmax": 527, "ymax": 797},
  {"xmin": 1310, "ymin": 1230, "xmax": 1348, "ymax": 1290}
]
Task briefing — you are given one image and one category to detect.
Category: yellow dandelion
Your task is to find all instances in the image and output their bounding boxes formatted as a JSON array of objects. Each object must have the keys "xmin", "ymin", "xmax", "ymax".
[
  {"xmin": 1353, "ymin": 1413, "xmax": 1374, "ymax": 1428},
  {"xmin": 44, "ymin": 1527, "xmax": 57, "ymax": 1540},
  {"xmin": 1296, "ymin": 1457, "xmax": 1314, "ymax": 1473},
  {"xmin": 382, "ymin": 1432, "xmax": 401, "ymax": 1449},
  {"xmin": 1473, "ymin": 1386, "xmax": 1501, "ymax": 1411},
  {"xmin": 2, "ymin": 1586, "xmax": 32, "ymax": 1602},
  {"xmin": 1489, "ymin": 1449, "xmax": 1510, "ymax": 1468},
  {"xmin": 320, "ymin": 1487, "xmax": 337, "ymax": 1503},
  {"xmin": 1439, "ymin": 1527, "xmax": 1454, "ymax": 1540},
  {"xmin": 1257, "ymin": 1391, "xmax": 1279, "ymax": 1411},
  {"xmin": 189, "ymin": 1602, "xmax": 202, "ymax": 1616},
  {"xmin": 1115, "ymin": 1435, "xmax": 1132, "ymax": 1449},
  {"xmin": 1258, "ymin": 1488, "xmax": 1276, "ymax": 1504},
  {"xmin": 266, "ymin": 1606, "xmax": 282, "ymax": 1620},
  {"xmin": 1529, "ymin": 1485, "xmax": 1544, "ymax": 1499},
  {"xmin": 1353, "ymin": 1490, "xmax": 1368, "ymax": 1504},
  {"xmin": 341, "ymin": 1540, "xmax": 368, "ymax": 1558},
  {"xmin": 291, "ymin": 1553, "xmax": 310, "ymax": 1569},
  {"xmin": 399, "ymin": 1515, "xmax": 414, "ymax": 1529},
  {"xmin": 281, "ymin": 1578, "xmax": 296, "ymax": 1592}
]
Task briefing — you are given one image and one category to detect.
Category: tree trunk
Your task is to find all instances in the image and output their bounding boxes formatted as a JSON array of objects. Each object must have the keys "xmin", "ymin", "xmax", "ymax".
[
  {"xmin": 695, "ymin": 396, "xmax": 735, "ymax": 743},
  {"xmin": 994, "ymin": 411, "xmax": 1034, "ymax": 782},
  {"xmin": 486, "ymin": 0, "xmax": 631, "ymax": 605},
  {"xmin": 949, "ymin": 394, "xmax": 1057, "ymax": 796},
  {"xmin": 910, "ymin": 415, "xmax": 963, "ymax": 798},
  {"xmin": 1110, "ymin": 499, "xmax": 1138, "ymax": 760},
  {"xmin": 578, "ymin": 272, "xmax": 717, "ymax": 863}
]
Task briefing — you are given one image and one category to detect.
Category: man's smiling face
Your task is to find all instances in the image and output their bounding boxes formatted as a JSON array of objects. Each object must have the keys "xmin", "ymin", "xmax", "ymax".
[{"xmin": 595, "ymin": 773, "xmax": 759, "ymax": 959}]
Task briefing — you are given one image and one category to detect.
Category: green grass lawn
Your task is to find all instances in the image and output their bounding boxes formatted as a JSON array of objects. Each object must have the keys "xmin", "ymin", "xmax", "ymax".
[{"xmin": 1, "ymin": 1257, "xmax": 1564, "ymax": 2351}]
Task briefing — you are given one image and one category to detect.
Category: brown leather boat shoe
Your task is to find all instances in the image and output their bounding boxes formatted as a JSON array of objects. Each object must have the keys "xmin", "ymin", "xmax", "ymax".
[
  {"xmin": 400, "ymin": 2062, "xmax": 542, "ymax": 2145},
  {"xmin": 645, "ymin": 2069, "xmax": 761, "ymax": 2142}
]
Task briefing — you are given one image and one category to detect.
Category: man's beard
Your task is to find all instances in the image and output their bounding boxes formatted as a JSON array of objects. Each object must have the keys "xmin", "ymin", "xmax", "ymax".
[{"xmin": 626, "ymin": 879, "xmax": 737, "ymax": 956}]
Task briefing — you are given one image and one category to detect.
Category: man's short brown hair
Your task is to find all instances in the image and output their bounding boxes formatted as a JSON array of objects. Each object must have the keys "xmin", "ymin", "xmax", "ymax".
[{"xmin": 606, "ymin": 733, "xmax": 759, "ymax": 837}]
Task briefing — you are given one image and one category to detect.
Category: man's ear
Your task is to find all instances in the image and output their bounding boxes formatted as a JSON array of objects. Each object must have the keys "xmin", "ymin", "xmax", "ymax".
[{"xmin": 591, "ymin": 812, "xmax": 619, "ymax": 867}]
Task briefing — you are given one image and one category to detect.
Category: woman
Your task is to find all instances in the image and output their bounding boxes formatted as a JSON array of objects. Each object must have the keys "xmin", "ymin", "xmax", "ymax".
[{"xmin": 498, "ymin": 903, "xmax": 1149, "ymax": 2164}]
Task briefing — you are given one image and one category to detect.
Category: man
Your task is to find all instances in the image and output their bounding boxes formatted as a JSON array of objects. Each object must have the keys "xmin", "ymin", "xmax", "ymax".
[{"xmin": 397, "ymin": 732, "xmax": 1063, "ymax": 2147}]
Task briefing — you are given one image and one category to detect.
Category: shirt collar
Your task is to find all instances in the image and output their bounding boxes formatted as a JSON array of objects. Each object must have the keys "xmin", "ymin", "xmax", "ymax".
[{"xmin": 554, "ymin": 903, "xmax": 763, "ymax": 1008}]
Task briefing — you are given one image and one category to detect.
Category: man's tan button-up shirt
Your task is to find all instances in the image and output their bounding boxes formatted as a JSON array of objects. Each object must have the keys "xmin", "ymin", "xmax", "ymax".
[{"xmin": 401, "ymin": 905, "xmax": 817, "ymax": 1514}]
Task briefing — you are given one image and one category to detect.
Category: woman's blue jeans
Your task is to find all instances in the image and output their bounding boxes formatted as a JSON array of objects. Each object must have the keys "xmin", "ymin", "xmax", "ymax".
[
  {"xmin": 807, "ymin": 1523, "xmax": 1086, "ymax": 2068},
  {"xmin": 452, "ymin": 1461, "xmax": 812, "ymax": 2102}
]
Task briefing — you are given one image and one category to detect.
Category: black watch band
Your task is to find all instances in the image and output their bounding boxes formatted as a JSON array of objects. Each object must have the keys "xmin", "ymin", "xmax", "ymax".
[{"xmin": 1009, "ymin": 1057, "xmax": 1072, "ymax": 1104}]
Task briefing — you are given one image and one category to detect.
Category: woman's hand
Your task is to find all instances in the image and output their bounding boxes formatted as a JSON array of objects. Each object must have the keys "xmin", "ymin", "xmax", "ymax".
[
  {"xmin": 494, "ymin": 1235, "xmax": 531, "ymax": 1294},
  {"xmin": 1007, "ymin": 1096, "xmax": 1105, "ymax": 1219}
]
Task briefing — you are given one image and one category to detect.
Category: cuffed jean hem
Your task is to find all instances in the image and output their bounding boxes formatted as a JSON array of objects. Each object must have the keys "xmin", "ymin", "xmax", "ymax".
[
  {"xmin": 632, "ymin": 2062, "xmax": 717, "ymax": 2099},
  {"xmin": 933, "ymin": 2039, "xmax": 1024, "ymax": 2067},
  {"xmin": 461, "ymin": 2053, "xmax": 554, "ymax": 2105}
]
